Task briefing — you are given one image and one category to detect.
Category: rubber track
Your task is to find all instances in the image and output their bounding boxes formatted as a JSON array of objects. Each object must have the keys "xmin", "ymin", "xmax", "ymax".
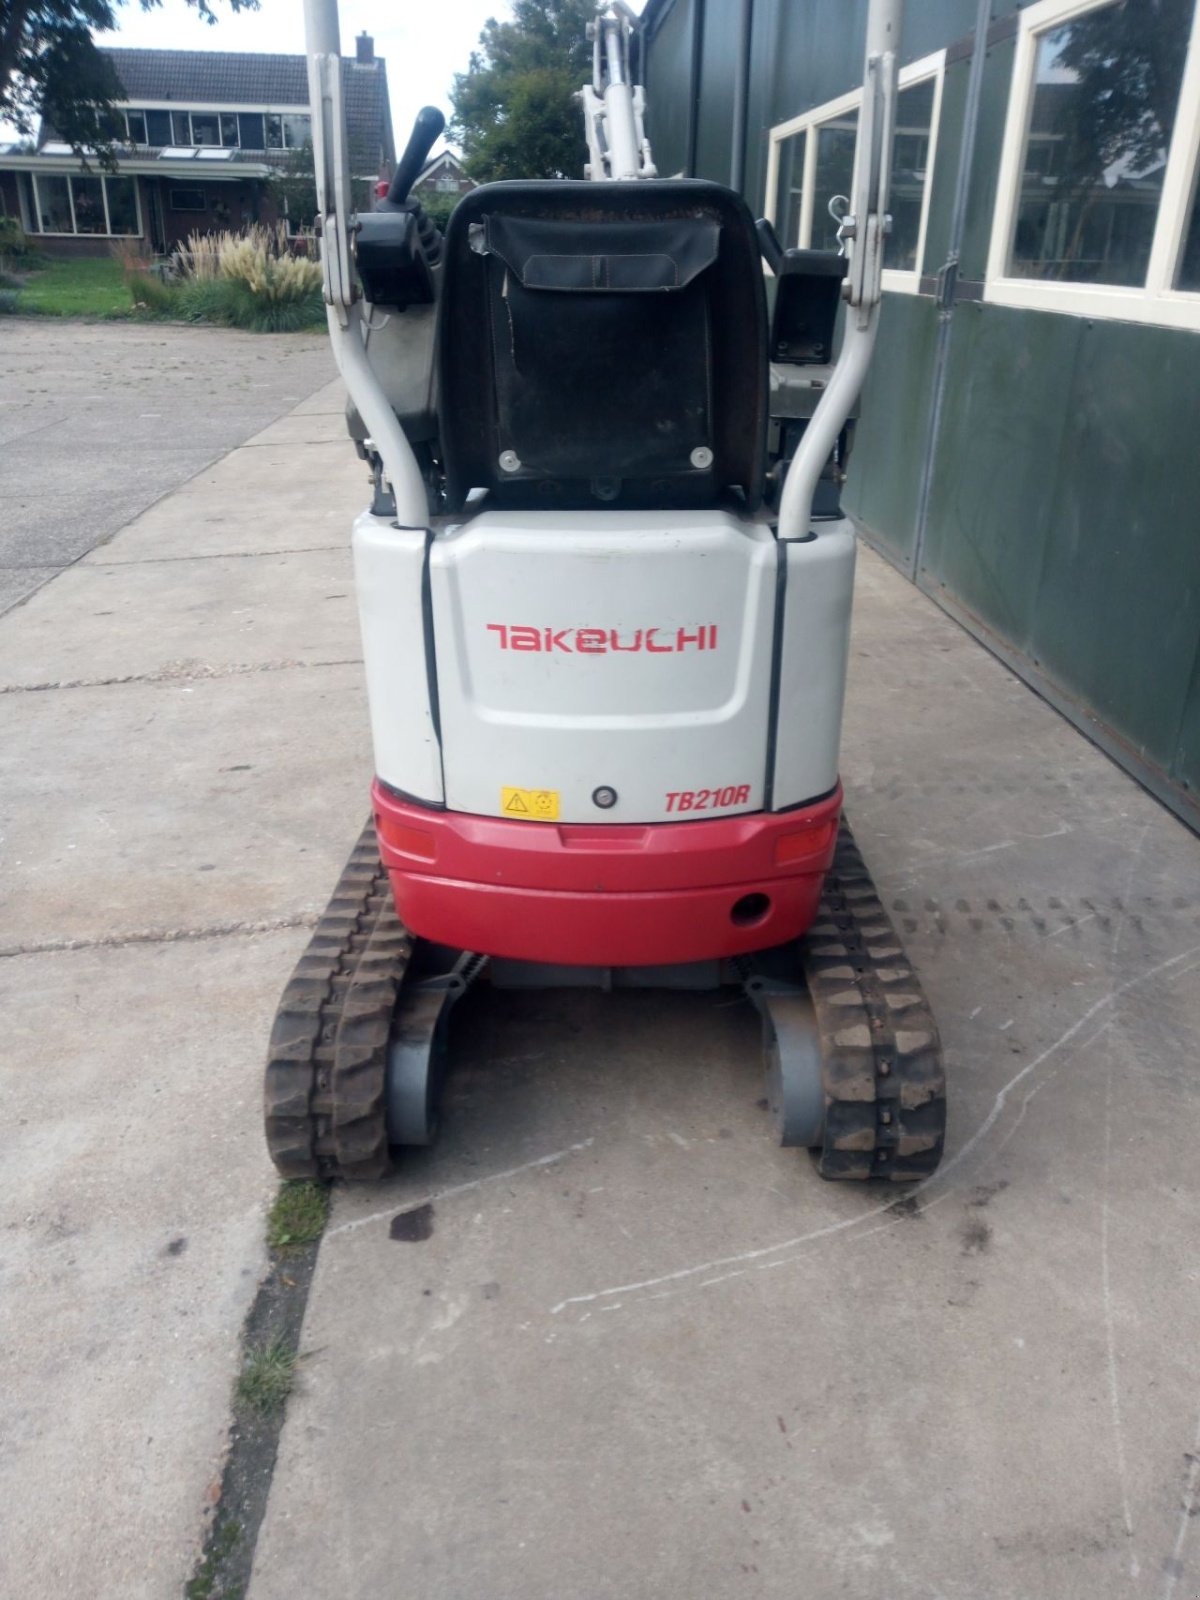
[
  {"xmin": 263, "ymin": 821, "xmax": 412, "ymax": 1180},
  {"xmin": 802, "ymin": 820, "xmax": 946, "ymax": 1181}
]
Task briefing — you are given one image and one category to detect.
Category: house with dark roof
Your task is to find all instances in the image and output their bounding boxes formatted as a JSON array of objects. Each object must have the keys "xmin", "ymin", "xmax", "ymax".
[
  {"xmin": 0, "ymin": 32, "xmax": 394, "ymax": 255},
  {"xmin": 410, "ymin": 150, "xmax": 476, "ymax": 203}
]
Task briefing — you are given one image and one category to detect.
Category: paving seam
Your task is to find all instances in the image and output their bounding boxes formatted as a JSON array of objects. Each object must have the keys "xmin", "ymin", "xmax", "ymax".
[
  {"xmin": 0, "ymin": 914, "xmax": 321, "ymax": 960},
  {"xmin": 83, "ymin": 545, "xmax": 346, "ymax": 568},
  {"xmin": 0, "ymin": 380, "xmax": 348, "ymax": 621},
  {"xmin": 0, "ymin": 657, "xmax": 363, "ymax": 694}
]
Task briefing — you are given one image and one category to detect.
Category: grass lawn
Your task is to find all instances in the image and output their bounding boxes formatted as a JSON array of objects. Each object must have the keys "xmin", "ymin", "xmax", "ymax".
[{"xmin": 14, "ymin": 255, "xmax": 131, "ymax": 318}]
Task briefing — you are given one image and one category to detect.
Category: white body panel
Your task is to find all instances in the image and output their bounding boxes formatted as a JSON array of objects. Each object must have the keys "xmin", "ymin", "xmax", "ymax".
[
  {"xmin": 430, "ymin": 511, "xmax": 777, "ymax": 824},
  {"xmin": 774, "ymin": 520, "xmax": 856, "ymax": 808},
  {"xmin": 352, "ymin": 509, "xmax": 443, "ymax": 803},
  {"xmin": 355, "ymin": 507, "xmax": 855, "ymax": 824}
]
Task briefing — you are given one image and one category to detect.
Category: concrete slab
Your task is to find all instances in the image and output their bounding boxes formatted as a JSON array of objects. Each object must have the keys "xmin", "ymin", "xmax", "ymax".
[
  {"xmin": 0, "ymin": 320, "xmax": 336, "ymax": 599},
  {"xmin": 242, "ymin": 413, "xmax": 350, "ymax": 448},
  {"xmin": 81, "ymin": 441, "xmax": 367, "ymax": 565},
  {"xmin": 0, "ymin": 930, "xmax": 300, "ymax": 1600},
  {"xmin": 0, "ymin": 328, "xmax": 362, "ymax": 1600},
  {"xmin": 249, "ymin": 546, "xmax": 1200, "ymax": 1600},
  {"xmin": 0, "ymin": 663, "xmax": 370, "ymax": 952},
  {"xmin": 0, "ymin": 548, "xmax": 359, "ymax": 689},
  {"xmin": 290, "ymin": 379, "xmax": 348, "ymax": 415},
  {"xmin": 0, "ymin": 565, "xmax": 59, "ymax": 612}
]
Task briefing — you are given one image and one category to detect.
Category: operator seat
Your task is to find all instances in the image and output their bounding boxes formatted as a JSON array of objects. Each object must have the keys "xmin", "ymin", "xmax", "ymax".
[{"xmin": 438, "ymin": 180, "xmax": 768, "ymax": 513}]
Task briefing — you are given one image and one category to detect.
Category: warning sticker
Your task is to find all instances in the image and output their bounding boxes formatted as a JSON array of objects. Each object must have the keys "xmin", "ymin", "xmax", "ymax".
[{"xmin": 501, "ymin": 786, "xmax": 560, "ymax": 821}]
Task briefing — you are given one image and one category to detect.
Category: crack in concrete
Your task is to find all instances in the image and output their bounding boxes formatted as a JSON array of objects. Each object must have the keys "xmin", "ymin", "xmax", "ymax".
[
  {"xmin": 85, "ymin": 545, "xmax": 346, "ymax": 567},
  {"xmin": 0, "ymin": 657, "xmax": 362, "ymax": 694},
  {"xmin": 0, "ymin": 913, "xmax": 319, "ymax": 960}
]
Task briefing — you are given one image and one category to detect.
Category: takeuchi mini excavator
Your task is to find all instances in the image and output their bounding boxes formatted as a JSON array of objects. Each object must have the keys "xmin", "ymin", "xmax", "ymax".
[{"xmin": 265, "ymin": 0, "xmax": 946, "ymax": 1182}]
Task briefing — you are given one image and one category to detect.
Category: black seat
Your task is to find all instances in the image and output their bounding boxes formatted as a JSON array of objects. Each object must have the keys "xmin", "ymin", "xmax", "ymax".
[{"xmin": 438, "ymin": 181, "xmax": 768, "ymax": 513}]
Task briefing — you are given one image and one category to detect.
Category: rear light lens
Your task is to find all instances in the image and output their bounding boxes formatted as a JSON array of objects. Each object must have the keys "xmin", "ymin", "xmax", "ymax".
[
  {"xmin": 774, "ymin": 818, "xmax": 838, "ymax": 866},
  {"xmin": 377, "ymin": 819, "xmax": 437, "ymax": 862}
]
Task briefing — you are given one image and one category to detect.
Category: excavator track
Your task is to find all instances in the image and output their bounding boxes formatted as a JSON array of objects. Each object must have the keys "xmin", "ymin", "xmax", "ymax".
[
  {"xmin": 264, "ymin": 818, "xmax": 945, "ymax": 1184},
  {"xmin": 264, "ymin": 822, "xmax": 412, "ymax": 1180},
  {"xmin": 802, "ymin": 820, "xmax": 946, "ymax": 1180}
]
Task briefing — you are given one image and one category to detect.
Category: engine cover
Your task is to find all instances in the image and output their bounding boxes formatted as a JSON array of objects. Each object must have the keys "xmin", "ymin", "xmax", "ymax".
[{"xmin": 429, "ymin": 510, "xmax": 777, "ymax": 825}]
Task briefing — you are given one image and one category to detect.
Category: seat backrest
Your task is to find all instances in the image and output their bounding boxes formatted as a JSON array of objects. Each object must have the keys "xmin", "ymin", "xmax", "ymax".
[{"xmin": 438, "ymin": 181, "xmax": 768, "ymax": 513}]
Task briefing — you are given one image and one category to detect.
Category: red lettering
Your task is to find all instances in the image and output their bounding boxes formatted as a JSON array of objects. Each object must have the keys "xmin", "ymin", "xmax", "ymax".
[
  {"xmin": 609, "ymin": 629, "xmax": 643, "ymax": 652},
  {"xmin": 665, "ymin": 792, "xmax": 679, "ymax": 812},
  {"xmin": 708, "ymin": 625, "xmax": 718, "ymax": 649},
  {"xmin": 735, "ymin": 785, "xmax": 750, "ymax": 804},
  {"xmin": 676, "ymin": 627, "xmax": 704, "ymax": 651},
  {"xmin": 719, "ymin": 786, "xmax": 735, "ymax": 806},
  {"xmin": 576, "ymin": 629, "xmax": 607, "ymax": 653},
  {"xmin": 645, "ymin": 628, "xmax": 672, "ymax": 654},
  {"xmin": 545, "ymin": 628, "xmax": 572, "ymax": 653},
  {"xmin": 486, "ymin": 624, "xmax": 508, "ymax": 648},
  {"xmin": 677, "ymin": 791, "xmax": 694, "ymax": 811},
  {"xmin": 511, "ymin": 626, "xmax": 541, "ymax": 652}
]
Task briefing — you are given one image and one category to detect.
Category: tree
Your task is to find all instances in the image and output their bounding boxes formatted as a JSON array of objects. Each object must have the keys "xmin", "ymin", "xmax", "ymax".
[
  {"xmin": 449, "ymin": 0, "xmax": 595, "ymax": 183},
  {"xmin": 0, "ymin": 0, "xmax": 256, "ymax": 160}
]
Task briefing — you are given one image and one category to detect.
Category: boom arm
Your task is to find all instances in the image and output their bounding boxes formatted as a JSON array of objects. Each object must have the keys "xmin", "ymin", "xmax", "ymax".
[{"xmin": 581, "ymin": 3, "xmax": 656, "ymax": 181}]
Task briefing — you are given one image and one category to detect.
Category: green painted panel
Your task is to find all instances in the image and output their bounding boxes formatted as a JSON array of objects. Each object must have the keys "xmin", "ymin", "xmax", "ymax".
[
  {"xmin": 644, "ymin": 0, "xmax": 694, "ymax": 178},
  {"xmin": 1030, "ymin": 319, "xmax": 1200, "ymax": 777},
  {"xmin": 841, "ymin": 291, "xmax": 940, "ymax": 567},
  {"xmin": 920, "ymin": 301, "xmax": 1081, "ymax": 649}
]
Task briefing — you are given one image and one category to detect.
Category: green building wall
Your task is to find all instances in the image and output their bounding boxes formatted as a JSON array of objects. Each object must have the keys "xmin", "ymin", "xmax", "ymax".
[{"xmin": 643, "ymin": 0, "xmax": 1200, "ymax": 828}]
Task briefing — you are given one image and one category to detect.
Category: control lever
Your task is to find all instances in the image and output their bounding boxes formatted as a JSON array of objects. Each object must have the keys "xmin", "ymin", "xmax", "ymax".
[{"xmin": 384, "ymin": 105, "xmax": 446, "ymax": 209}]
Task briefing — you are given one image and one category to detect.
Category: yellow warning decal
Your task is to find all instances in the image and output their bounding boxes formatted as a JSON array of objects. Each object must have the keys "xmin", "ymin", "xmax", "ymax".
[{"xmin": 501, "ymin": 786, "xmax": 560, "ymax": 821}]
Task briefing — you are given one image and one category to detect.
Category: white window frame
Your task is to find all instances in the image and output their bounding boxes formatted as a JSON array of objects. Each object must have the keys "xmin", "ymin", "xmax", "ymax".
[
  {"xmin": 985, "ymin": 0, "xmax": 1200, "ymax": 330},
  {"xmin": 763, "ymin": 50, "xmax": 946, "ymax": 293},
  {"xmin": 27, "ymin": 172, "xmax": 143, "ymax": 238}
]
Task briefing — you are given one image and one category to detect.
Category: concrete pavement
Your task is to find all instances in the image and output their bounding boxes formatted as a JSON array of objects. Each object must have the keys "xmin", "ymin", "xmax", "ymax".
[
  {"xmin": 0, "ymin": 373, "xmax": 369, "ymax": 1599},
  {"xmin": 0, "ymin": 320, "xmax": 335, "ymax": 612},
  {"xmin": 1, "ymin": 340, "xmax": 1198, "ymax": 1599},
  {"xmin": 251, "ymin": 556, "xmax": 1200, "ymax": 1599}
]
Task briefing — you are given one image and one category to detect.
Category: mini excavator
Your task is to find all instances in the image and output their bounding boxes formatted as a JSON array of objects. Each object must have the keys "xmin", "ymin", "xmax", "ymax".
[{"xmin": 264, "ymin": 0, "xmax": 945, "ymax": 1182}]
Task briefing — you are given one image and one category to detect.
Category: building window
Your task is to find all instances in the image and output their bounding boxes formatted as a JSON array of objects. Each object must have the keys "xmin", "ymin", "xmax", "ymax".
[
  {"xmin": 190, "ymin": 111, "xmax": 221, "ymax": 147},
  {"xmin": 106, "ymin": 176, "xmax": 139, "ymax": 234},
  {"xmin": 34, "ymin": 174, "xmax": 73, "ymax": 233},
  {"xmin": 125, "ymin": 109, "xmax": 148, "ymax": 144},
  {"xmin": 765, "ymin": 51, "xmax": 945, "ymax": 292},
  {"xmin": 71, "ymin": 175, "xmax": 107, "ymax": 233},
  {"xmin": 986, "ymin": 0, "xmax": 1200, "ymax": 329},
  {"xmin": 265, "ymin": 114, "xmax": 284, "ymax": 150},
  {"xmin": 25, "ymin": 172, "xmax": 141, "ymax": 236},
  {"xmin": 146, "ymin": 109, "xmax": 172, "ymax": 146},
  {"xmin": 168, "ymin": 188, "xmax": 206, "ymax": 213},
  {"xmin": 220, "ymin": 113, "xmax": 239, "ymax": 147},
  {"xmin": 172, "ymin": 110, "xmax": 193, "ymax": 146},
  {"xmin": 238, "ymin": 112, "xmax": 266, "ymax": 149},
  {"xmin": 1179, "ymin": 171, "xmax": 1200, "ymax": 289},
  {"xmin": 891, "ymin": 76, "xmax": 937, "ymax": 273},
  {"xmin": 282, "ymin": 113, "xmax": 311, "ymax": 149}
]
